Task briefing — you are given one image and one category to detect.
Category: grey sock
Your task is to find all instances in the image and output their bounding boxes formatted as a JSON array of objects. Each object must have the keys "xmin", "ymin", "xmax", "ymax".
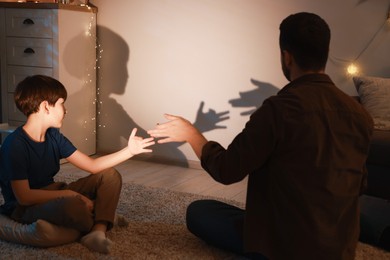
[{"xmin": 80, "ymin": 230, "xmax": 113, "ymax": 254}]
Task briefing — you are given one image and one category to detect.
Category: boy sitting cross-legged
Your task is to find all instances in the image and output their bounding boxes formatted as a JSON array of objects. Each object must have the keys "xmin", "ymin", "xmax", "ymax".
[{"xmin": 0, "ymin": 75, "xmax": 155, "ymax": 253}]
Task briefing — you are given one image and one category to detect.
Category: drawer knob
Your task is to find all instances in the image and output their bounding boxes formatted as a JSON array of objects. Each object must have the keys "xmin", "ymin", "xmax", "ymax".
[
  {"xmin": 23, "ymin": 48, "xmax": 35, "ymax": 54},
  {"xmin": 23, "ymin": 18, "xmax": 35, "ymax": 25}
]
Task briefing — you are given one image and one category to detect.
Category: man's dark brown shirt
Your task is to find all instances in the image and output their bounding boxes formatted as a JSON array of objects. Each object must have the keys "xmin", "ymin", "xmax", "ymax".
[{"xmin": 201, "ymin": 73, "xmax": 373, "ymax": 260}]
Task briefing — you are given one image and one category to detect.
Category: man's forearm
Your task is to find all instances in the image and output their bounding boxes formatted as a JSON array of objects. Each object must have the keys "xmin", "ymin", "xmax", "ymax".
[{"xmin": 187, "ymin": 131, "xmax": 208, "ymax": 159}]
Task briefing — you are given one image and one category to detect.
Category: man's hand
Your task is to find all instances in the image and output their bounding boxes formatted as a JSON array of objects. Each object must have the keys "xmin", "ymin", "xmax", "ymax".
[
  {"xmin": 147, "ymin": 114, "xmax": 208, "ymax": 159},
  {"xmin": 128, "ymin": 128, "xmax": 155, "ymax": 155},
  {"xmin": 147, "ymin": 114, "xmax": 199, "ymax": 143}
]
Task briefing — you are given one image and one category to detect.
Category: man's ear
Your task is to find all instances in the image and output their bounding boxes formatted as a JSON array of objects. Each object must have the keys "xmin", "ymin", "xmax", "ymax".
[{"xmin": 282, "ymin": 50, "xmax": 293, "ymax": 67}]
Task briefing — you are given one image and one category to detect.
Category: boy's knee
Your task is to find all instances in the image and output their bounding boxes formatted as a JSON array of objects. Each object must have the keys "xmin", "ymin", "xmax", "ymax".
[
  {"xmin": 100, "ymin": 167, "xmax": 122, "ymax": 186},
  {"xmin": 61, "ymin": 196, "xmax": 94, "ymax": 233}
]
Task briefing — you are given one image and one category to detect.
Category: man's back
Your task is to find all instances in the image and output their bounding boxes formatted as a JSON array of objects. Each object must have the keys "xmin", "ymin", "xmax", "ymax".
[{"xmin": 244, "ymin": 73, "xmax": 373, "ymax": 259}]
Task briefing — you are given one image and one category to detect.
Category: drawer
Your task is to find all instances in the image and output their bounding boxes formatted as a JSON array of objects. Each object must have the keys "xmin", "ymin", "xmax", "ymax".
[
  {"xmin": 7, "ymin": 65, "xmax": 53, "ymax": 92},
  {"xmin": 7, "ymin": 93, "xmax": 26, "ymax": 122},
  {"xmin": 5, "ymin": 8, "xmax": 53, "ymax": 38},
  {"xmin": 7, "ymin": 37, "xmax": 53, "ymax": 67}
]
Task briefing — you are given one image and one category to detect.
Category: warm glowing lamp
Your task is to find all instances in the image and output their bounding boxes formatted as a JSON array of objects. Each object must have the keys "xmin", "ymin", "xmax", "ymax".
[{"xmin": 347, "ymin": 63, "xmax": 359, "ymax": 76}]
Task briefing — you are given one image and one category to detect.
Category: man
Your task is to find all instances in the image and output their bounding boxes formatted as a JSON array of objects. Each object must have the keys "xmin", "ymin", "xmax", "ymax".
[{"xmin": 148, "ymin": 12, "xmax": 373, "ymax": 259}]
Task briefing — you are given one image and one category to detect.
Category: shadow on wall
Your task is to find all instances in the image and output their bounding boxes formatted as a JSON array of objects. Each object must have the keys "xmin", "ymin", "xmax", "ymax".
[
  {"xmin": 56, "ymin": 25, "xmax": 280, "ymax": 166},
  {"xmin": 229, "ymin": 79, "xmax": 279, "ymax": 116},
  {"xmin": 95, "ymin": 26, "xmax": 234, "ymax": 167}
]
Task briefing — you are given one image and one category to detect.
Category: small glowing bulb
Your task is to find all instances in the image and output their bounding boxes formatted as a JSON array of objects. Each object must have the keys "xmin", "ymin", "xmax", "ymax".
[{"xmin": 347, "ymin": 63, "xmax": 359, "ymax": 76}]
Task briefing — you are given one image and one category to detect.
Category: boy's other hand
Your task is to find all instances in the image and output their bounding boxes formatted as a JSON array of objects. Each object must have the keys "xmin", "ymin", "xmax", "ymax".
[{"xmin": 77, "ymin": 194, "xmax": 94, "ymax": 212}]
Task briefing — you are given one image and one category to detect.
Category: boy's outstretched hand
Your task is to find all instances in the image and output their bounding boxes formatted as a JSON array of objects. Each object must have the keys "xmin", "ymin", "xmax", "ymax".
[{"xmin": 128, "ymin": 128, "xmax": 155, "ymax": 156}]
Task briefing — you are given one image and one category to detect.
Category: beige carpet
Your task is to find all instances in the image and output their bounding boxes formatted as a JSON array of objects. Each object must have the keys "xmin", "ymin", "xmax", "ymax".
[{"xmin": 0, "ymin": 178, "xmax": 390, "ymax": 259}]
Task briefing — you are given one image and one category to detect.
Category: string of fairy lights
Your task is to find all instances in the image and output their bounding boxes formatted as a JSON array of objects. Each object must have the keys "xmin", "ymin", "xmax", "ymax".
[
  {"xmin": 86, "ymin": 9, "xmax": 105, "ymax": 134},
  {"xmin": 330, "ymin": 9, "xmax": 390, "ymax": 76},
  {"xmin": 78, "ymin": 9, "xmax": 101, "ymax": 142}
]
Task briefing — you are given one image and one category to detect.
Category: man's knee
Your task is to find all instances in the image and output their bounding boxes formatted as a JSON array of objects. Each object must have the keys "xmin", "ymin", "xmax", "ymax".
[
  {"xmin": 186, "ymin": 200, "xmax": 215, "ymax": 233},
  {"xmin": 187, "ymin": 200, "xmax": 206, "ymax": 218},
  {"xmin": 187, "ymin": 200, "xmax": 219, "ymax": 217}
]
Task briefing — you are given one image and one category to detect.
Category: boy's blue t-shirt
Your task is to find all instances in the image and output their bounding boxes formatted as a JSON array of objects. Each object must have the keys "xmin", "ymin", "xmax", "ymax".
[{"xmin": 0, "ymin": 126, "xmax": 76, "ymax": 215}]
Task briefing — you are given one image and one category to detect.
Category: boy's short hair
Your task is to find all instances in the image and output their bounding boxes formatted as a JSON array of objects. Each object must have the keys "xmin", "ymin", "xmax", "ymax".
[
  {"xmin": 279, "ymin": 12, "xmax": 330, "ymax": 71},
  {"xmin": 14, "ymin": 75, "xmax": 67, "ymax": 117}
]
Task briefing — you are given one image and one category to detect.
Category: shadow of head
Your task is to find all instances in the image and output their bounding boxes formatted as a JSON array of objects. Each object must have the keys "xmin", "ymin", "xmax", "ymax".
[{"xmin": 62, "ymin": 26, "xmax": 130, "ymax": 96}]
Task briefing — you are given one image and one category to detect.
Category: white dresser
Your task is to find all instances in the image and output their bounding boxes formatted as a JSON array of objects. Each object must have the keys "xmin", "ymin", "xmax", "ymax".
[{"xmin": 0, "ymin": 3, "xmax": 97, "ymax": 155}]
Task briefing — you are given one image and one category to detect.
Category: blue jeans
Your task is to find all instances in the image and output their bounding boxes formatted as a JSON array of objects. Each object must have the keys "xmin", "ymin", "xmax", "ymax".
[{"xmin": 186, "ymin": 199, "xmax": 267, "ymax": 260}]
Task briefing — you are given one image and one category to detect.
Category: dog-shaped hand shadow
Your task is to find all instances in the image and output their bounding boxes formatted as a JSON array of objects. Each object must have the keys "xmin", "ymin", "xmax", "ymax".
[{"xmin": 229, "ymin": 79, "xmax": 279, "ymax": 116}]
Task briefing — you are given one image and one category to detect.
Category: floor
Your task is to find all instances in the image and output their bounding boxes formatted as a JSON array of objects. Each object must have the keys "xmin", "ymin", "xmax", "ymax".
[{"xmin": 59, "ymin": 158, "xmax": 248, "ymax": 204}]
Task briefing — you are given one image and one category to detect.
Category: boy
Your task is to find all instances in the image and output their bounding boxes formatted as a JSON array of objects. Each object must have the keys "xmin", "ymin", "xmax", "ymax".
[{"xmin": 0, "ymin": 75, "xmax": 155, "ymax": 253}]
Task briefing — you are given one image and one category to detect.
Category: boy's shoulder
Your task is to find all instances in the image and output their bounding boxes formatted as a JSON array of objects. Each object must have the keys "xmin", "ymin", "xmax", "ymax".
[
  {"xmin": 0, "ymin": 127, "xmax": 27, "ymax": 156},
  {"xmin": 4, "ymin": 126, "xmax": 25, "ymax": 143},
  {"xmin": 3, "ymin": 127, "xmax": 61, "ymax": 149},
  {"xmin": 46, "ymin": 127, "xmax": 61, "ymax": 136},
  {"xmin": 46, "ymin": 128, "xmax": 67, "ymax": 142}
]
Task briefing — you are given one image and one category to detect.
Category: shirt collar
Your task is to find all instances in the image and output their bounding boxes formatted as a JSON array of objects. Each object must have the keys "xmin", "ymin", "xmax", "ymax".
[{"xmin": 278, "ymin": 73, "xmax": 333, "ymax": 95}]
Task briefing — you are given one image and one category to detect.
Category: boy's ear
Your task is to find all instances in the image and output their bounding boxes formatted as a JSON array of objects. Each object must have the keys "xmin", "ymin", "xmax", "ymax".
[{"xmin": 40, "ymin": 101, "xmax": 50, "ymax": 114}]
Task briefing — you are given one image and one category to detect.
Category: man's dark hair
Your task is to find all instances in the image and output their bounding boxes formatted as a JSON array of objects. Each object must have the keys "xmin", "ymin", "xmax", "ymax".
[
  {"xmin": 14, "ymin": 75, "xmax": 67, "ymax": 116},
  {"xmin": 279, "ymin": 12, "xmax": 330, "ymax": 71}
]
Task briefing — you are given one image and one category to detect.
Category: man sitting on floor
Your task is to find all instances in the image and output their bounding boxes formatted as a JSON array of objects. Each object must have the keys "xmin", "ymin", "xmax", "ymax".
[{"xmin": 148, "ymin": 12, "xmax": 373, "ymax": 260}]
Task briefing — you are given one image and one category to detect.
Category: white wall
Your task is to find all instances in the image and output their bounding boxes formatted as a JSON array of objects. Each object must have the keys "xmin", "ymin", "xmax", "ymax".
[{"xmin": 89, "ymin": 0, "xmax": 390, "ymax": 166}]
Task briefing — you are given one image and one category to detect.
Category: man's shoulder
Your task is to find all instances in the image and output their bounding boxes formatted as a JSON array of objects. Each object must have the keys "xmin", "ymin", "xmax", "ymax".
[
  {"xmin": 261, "ymin": 92, "xmax": 293, "ymax": 109},
  {"xmin": 249, "ymin": 94, "xmax": 286, "ymax": 121}
]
